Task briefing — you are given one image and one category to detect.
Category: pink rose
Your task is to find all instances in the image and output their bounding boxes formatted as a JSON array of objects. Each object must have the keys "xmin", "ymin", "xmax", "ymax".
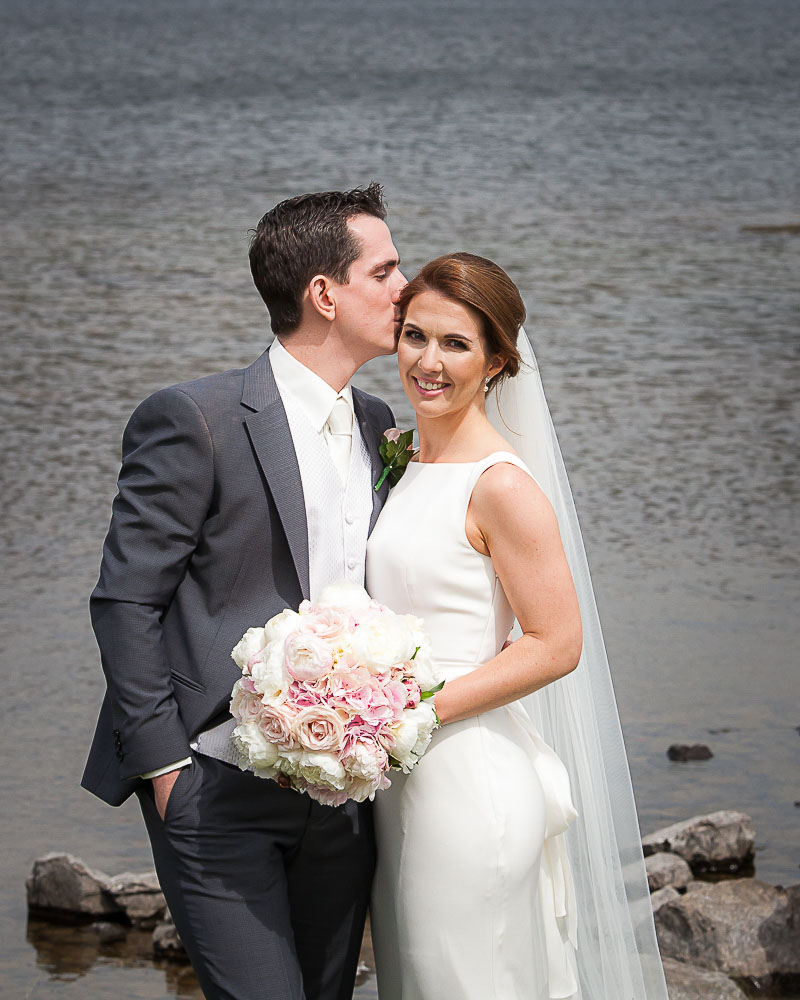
[
  {"xmin": 284, "ymin": 632, "xmax": 334, "ymax": 682},
  {"xmin": 291, "ymin": 705, "xmax": 347, "ymax": 752},
  {"xmin": 260, "ymin": 703, "xmax": 299, "ymax": 749},
  {"xmin": 230, "ymin": 680, "xmax": 263, "ymax": 724}
]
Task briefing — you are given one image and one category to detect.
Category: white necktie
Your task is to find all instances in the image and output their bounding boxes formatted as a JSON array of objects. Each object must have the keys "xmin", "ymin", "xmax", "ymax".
[{"xmin": 324, "ymin": 395, "xmax": 353, "ymax": 484}]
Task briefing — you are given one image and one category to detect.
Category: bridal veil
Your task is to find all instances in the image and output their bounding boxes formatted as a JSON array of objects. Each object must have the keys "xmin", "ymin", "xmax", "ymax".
[{"xmin": 485, "ymin": 328, "xmax": 669, "ymax": 999}]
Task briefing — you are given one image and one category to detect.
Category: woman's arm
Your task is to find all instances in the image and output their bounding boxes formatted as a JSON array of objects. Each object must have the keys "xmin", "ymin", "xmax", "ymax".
[{"xmin": 433, "ymin": 462, "xmax": 583, "ymax": 726}]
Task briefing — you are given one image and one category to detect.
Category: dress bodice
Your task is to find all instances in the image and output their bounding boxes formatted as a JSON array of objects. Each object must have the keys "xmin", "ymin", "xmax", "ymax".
[{"xmin": 366, "ymin": 452, "xmax": 530, "ymax": 677}]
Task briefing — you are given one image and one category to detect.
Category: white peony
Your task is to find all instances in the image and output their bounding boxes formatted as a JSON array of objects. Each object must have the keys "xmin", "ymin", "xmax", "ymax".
[
  {"xmin": 316, "ymin": 580, "xmax": 372, "ymax": 610},
  {"xmin": 297, "ymin": 750, "xmax": 347, "ymax": 791},
  {"xmin": 232, "ymin": 721, "xmax": 280, "ymax": 776},
  {"xmin": 264, "ymin": 608, "xmax": 301, "ymax": 643},
  {"xmin": 249, "ymin": 642, "xmax": 289, "ymax": 704},
  {"xmin": 231, "ymin": 626, "xmax": 268, "ymax": 671},
  {"xmin": 351, "ymin": 613, "xmax": 416, "ymax": 672},
  {"xmin": 409, "ymin": 701, "xmax": 439, "ymax": 758},
  {"xmin": 388, "ymin": 702, "xmax": 439, "ymax": 772}
]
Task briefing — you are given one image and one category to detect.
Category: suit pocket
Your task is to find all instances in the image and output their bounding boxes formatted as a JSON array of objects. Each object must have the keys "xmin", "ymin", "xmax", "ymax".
[
  {"xmin": 162, "ymin": 762, "xmax": 195, "ymax": 825},
  {"xmin": 171, "ymin": 670, "xmax": 206, "ymax": 694}
]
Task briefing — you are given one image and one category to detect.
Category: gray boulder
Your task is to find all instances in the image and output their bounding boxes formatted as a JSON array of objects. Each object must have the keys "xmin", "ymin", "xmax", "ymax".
[
  {"xmin": 645, "ymin": 852, "xmax": 693, "ymax": 892},
  {"xmin": 650, "ymin": 885, "xmax": 680, "ymax": 913},
  {"xmin": 108, "ymin": 870, "xmax": 166, "ymax": 927},
  {"xmin": 642, "ymin": 811, "xmax": 754, "ymax": 874},
  {"xmin": 26, "ymin": 853, "xmax": 118, "ymax": 920},
  {"xmin": 26, "ymin": 854, "xmax": 166, "ymax": 927},
  {"xmin": 654, "ymin": 879, "xmax": 800, "ymax": 979},
  {"xmin": 662, "ymin": 957, "xmax": 748, "ymax": 999}
]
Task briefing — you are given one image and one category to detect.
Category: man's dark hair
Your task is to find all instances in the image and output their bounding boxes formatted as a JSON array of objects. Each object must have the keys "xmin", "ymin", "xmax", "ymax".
[{"xmin": 249, "ymin": 182, "xmax": 388, "ymax": 335}]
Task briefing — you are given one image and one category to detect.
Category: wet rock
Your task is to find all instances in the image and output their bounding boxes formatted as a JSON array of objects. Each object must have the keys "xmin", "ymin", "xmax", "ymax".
[
  {"xmin": 26, "ymin": 854, "xmax": 118, "ymax": 920},
  {"xmin": 27, "ymin": 854, "xmax": 166, "ymax": 927},
  {"xmin": 667, "ymin": 744, "xmax": 713, "ymax": 761},
  {"xmin": 645, "ymin": 852, "xmax": 693, "ymax": 892},
  {"xmin": 661, "ymin": 957, "xmax": 748, "ymax": 999},
  {"xmin": 152, "ymin": 912, "xmax": 188, "ymax": 961},
  {"xmin": 641, "ymin": 811, "xmax": 754, "ymax": 874},
  {"xmin": 650, "ymin": 885, "xmax": 680, "ymax": 913},
  {"xmin": 654, "ymin": 879, "xmax": 800, "ymax": 980},
  {"xmin": 108, "ymin": 871, "xmax": 166, "ymax": 927}
]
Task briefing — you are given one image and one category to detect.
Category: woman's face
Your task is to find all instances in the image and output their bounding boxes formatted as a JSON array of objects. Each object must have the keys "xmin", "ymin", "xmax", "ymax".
[{"xmin": 397, "ymin": 290, "xmax": 503, "ymax": 418}]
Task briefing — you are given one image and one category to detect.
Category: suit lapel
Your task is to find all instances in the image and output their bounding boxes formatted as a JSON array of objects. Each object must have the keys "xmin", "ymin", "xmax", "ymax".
[
  {"xmin": 353, "ymin": 388, "xmax": 391, "ymax": 534},
  {"xmin": 242, "ymin": 351, "xmax": 310, "ymax": 599}
]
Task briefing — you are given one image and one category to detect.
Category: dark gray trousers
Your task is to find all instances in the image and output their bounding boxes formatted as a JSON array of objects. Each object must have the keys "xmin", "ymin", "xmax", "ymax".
[{"xmin": 138, "ymin": 754, "xmax": 375, "ymax": 1000}]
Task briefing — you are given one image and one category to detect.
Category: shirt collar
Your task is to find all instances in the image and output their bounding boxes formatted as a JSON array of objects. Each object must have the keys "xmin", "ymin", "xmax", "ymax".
[{"xmin": 269, "ymin": 337, "xmax": 354, "ymax": 434}]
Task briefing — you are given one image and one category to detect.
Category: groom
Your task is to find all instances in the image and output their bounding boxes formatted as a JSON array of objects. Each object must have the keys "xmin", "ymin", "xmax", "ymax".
[{"xmin": 82, "ymin": 183, "xmax": 406, "ymax": 999}]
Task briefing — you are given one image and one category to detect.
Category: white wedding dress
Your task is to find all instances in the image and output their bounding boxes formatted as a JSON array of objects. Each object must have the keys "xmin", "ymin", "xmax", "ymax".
[{"xmin": 366, "ymin": 452, "xmax": 581, "ymax": 1000}]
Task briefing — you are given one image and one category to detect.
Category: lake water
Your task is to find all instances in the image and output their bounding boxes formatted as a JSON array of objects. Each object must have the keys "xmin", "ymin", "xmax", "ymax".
[{"xmin": 1, "ymin": 0, "xmax": 798, "ymax": 995}]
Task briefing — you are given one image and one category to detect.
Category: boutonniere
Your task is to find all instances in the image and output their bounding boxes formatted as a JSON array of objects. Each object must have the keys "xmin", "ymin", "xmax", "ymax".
[{"xmin": 374, "ymin": 427, "xmax": 415, "ymax": 491}]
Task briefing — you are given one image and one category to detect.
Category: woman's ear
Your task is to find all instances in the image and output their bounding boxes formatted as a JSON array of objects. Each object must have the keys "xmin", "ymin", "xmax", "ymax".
[
  {"xmin": 486, "ymin": 355, "xmax": 506, "ymax": 380},
  {"xmin": 307, "ymin": 274, "xmax": 337, "ymax": 322}
]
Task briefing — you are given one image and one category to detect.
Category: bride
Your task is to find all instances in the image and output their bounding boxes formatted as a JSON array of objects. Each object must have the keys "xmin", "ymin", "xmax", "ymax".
[{"xmin": 366, "ymin": 253, "xmax": 668, "ymax": 999}]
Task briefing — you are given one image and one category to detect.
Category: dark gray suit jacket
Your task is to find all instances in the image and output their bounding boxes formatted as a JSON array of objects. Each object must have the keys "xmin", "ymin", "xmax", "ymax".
[{"xmin": 82, "ymin": 349, "xmax": 393, "ymax": 806}]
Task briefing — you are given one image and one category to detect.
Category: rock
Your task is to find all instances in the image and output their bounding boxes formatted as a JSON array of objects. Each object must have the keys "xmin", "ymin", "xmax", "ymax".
[
  {"xmin": 645, "ymin": 852, "xmax": 693, "ymax": 892},
  {"xmin": 107, "ymin": 871, "xmax": 166, "ymax": 927},
  {"xmin": 26, "ymin": 854, "xmax": 118, "ymax": 920},
  {"xmin": 654, "ymin": 879, "xmax": 800, "ymax": 980},
  {"xmin": 152, "ymin": 912, "xmax": 188, "ymax": 961},
  {"xmin": 661, "ymin": 957, "xmax": 748, "ymax": 999},
  {"xmin": 741, "ymin": 223, "xmax": 800, "ymax": 234},
  {"xmin": 650, "ymin": 885, "xmax": 680, "ymax": 913},
  {"xmin": 641, "ymin": 811, "xmax": 754, "ymax": 874},
  {"xmin": 27, "ymin": 854, "xmax": 166, "ymax": 927},
  {"xmin": 667, "ymin": 744, "xmax": 713, "ymax": 761}
]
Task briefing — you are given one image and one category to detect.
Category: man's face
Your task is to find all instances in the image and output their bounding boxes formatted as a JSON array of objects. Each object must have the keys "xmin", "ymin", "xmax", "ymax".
[{"xmin": 332, "ymin": 214, "xmax": 406, "ymax": 359}]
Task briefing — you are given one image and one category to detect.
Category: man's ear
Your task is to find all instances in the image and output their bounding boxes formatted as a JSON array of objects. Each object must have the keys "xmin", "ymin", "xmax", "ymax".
[{"xmin": 307, "ymin": 274, "xmax": 337, "ymax": 322}]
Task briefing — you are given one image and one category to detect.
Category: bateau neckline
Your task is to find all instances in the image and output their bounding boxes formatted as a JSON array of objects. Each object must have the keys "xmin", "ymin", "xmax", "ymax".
[{"xmin": 408, "ymin": 450, "xmax": 520, "ymax": 467}]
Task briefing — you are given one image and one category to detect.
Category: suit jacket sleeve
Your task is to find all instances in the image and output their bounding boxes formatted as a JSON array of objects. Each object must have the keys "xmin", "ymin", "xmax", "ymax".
[{"xmin": 90, "ymin": 385, "xmax": 215, "ymax": 779}]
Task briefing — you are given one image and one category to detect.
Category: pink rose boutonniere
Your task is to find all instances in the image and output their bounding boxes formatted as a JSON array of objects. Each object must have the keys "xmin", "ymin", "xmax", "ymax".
[{"xmin": 374, "ymin": 427, "xmax": 414, "ymax": 491}]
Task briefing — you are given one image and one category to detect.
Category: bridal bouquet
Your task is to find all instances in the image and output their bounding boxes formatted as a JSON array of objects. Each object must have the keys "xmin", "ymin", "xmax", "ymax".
[{"xmin": 229, "ymin": 581, "xmax": 442, "ymax": 806}]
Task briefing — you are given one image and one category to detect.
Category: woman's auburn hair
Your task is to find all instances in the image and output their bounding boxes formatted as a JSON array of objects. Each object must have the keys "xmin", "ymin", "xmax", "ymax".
[{"xmin": 396, "ymin": 252, "xmax": 525, "ymax": 390}]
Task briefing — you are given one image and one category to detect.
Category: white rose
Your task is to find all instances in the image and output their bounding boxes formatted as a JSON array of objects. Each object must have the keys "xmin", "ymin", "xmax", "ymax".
[
  {"xmin": 231, "ymin": 721, "xmax": 280, "ymax": 775},
  {"xmin": 264, "ymin": 609, "xmax": 301, "ymax": 643},
  {"xmin": 249, "ymin": 642, "xmax": 290, "ymax": 704},
  {"xmin": 231, "ymin": 626, "xmax": 268, "ymax": 671},
  {"xmin": 316, "ymin": 580, "xmax": 372, "ymax": 610},
  {"xmin": 351, "ymin": 614, "xmax": 416, "ymax": 672}
]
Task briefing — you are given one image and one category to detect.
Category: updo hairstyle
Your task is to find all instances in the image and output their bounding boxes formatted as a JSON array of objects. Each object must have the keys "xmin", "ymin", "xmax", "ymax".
[{"xmin": 396, "ymin": 252, "xmax": 525, "ymax": 391}]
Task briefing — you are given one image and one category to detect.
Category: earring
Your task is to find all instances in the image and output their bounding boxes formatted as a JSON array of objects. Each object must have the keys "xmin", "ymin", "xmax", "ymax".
[{"xmin": 484, "ymin": 376, "xmax": 491, "ymax": 393}]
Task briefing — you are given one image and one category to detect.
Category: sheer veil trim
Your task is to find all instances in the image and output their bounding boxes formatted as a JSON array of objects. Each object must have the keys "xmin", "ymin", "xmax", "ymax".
[{"xmin": 485, "ymin": 328, "xmax": 669, "ymax": 999}]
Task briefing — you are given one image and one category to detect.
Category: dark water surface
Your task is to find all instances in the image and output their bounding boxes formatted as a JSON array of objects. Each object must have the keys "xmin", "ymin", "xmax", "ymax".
[{"xmin": 1, "ymin": 0, "xmax": 798, "ymax": 995}]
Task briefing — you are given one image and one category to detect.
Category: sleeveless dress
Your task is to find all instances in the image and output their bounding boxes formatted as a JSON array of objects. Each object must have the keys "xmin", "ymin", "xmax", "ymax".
[{"xmin": 366, "ymin": 452, "xmax": 581, "ymax": 1000}]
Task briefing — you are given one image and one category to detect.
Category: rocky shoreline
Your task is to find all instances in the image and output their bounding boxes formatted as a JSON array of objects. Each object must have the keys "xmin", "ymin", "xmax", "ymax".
[{"xmin": 26, "ymin": 810, "xmax": 800, "ymax": 998}]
